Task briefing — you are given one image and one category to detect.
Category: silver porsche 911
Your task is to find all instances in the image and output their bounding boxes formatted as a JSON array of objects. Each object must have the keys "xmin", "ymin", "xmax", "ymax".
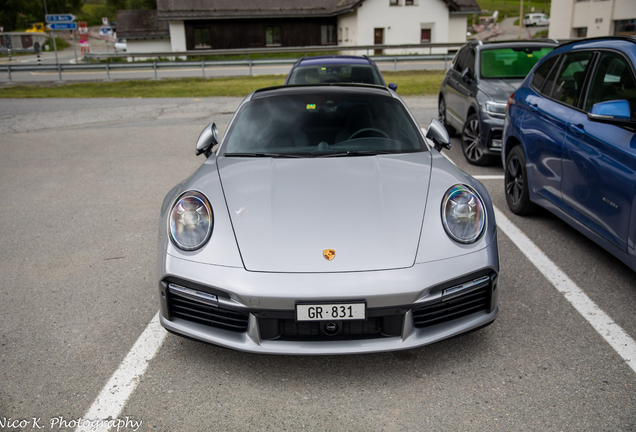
[{"xmin": 157, "ymin": 84, "xmax": 499, "ymax": 355}]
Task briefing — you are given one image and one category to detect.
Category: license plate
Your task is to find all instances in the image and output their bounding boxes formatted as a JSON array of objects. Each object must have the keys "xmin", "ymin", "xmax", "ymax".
[{"xmin": 296, "ymin": 303, "xmax": 366, "ymax": 321}]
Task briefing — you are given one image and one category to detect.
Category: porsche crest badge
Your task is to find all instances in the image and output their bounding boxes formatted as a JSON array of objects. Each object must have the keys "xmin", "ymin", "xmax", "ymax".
[{"xmin": 323, "ymin": 249, "xmax": 336, "ymax": 261}]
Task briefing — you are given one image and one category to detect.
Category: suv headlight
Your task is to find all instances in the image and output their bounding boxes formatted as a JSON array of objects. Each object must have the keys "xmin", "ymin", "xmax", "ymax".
[
  {"xmin": 169, "ymin": 190, "xmax": 213, "ymax": 251},
  {"xmin": 441, "ymin": 185, "xmax": 486, "ymax": 244},
  {"xmin": 485, "ymin": 101, "xmax": 507, "ymax": 118}
]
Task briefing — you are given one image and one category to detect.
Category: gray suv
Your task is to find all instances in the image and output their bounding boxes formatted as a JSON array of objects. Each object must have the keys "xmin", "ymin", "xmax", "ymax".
[{"xmin": 438, "ymin": 39, "xmax": 557, "ymax": 165}]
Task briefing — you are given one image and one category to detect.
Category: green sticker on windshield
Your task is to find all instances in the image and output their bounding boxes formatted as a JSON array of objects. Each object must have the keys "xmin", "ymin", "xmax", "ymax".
[
  {"xmin": 306, "ymin": 104, "xmax": 317, "ymax": 110},
  {"xmin": 321, "ymin": 67, "xmax": 326, "ymax": 70}
]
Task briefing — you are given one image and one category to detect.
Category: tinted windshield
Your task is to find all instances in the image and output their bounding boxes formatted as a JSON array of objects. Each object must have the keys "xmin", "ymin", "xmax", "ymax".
[
  {"xmin": 288, "ymin": 65, "xmax": 384, "ymax": 85},
  {"xmin": 223, "ymin": 92, "xmax": 426, "ymax": 157},
  {"xmin": 481, "ymin": 47, "xmax": 554, "ymax": 79}
]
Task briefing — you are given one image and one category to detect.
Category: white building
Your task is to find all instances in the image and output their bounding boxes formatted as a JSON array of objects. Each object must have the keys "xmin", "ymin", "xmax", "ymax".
[
  {"xmin": 337, "ymin": 0, "xmax": 477, "ymax": 55},
  {"xmin": 121, "ymin": 0, "xmax": 478, "ymax": 56},
  {"xmin": 548, "ymin": 0, "xmax": 636, "ymax": 39}
]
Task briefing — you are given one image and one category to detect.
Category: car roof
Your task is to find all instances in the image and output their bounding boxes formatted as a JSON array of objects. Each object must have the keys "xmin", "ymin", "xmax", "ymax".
[
  {"xmin": 251, "ymin": 83, "xmax": 393, "ymax": 100},
  {"xmin": 296, "ymin": 55, "xmax": 373, "ymax": 66},
  {"xmin": 554, "ymin": 35, "xmax": 636, "ymax": 50}
]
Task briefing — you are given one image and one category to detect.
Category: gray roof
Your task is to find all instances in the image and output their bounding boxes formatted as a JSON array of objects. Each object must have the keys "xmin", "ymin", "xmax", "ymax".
[
  {"xmin": 156, "ymin": 0, "xmax": 479, "ymax": 20},
  {"xmin": 116, "ymin": 10, "xmax": 170, "ymax": 39},
  {"xmin": 156, "ymin": 0, "xmax": 363, "ymax": 20},
  {"xmin": 446, "ymin": 0, "xmax": 481, "ymax": 13}
]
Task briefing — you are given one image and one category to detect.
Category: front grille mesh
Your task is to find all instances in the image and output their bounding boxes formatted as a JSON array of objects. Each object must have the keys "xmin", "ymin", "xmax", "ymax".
[
  {"xmin": 412, "ymin": 285, "xmax": 490, "ymax": 329},
  {"xmin": 168, "ymin": 292, "xmax": 249, "ymax": 333},
  {"xmin": 279, "ymin": 318, "xmax": 381, "ymax": 338}
]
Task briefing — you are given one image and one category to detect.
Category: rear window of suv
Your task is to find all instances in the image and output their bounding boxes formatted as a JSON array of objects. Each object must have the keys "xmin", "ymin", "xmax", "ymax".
[{"xmin": 481, "ymin": 46, "xmax": 554, "ymax": 79}]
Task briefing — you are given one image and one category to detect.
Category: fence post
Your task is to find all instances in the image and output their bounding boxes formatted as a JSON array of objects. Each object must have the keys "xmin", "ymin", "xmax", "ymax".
[
  {"xmin": 58, "ymin": 64, "xmax": 63, "ymax": 82},
  {"xmin": 7, "ymin": 64, "xmax": 12, "ymax": 84},
  {"xmin": 394, "ymin": 56, "xmax": 397, "ymax": 72},
  {"xmin": 106, "ymin": 63, "xmax": 110, "ymax": 81},
  {"xmin": 37, "ymin": 53, "xmax": 42, "ymax": 66},
  {"xmin": 153, "ymin": 62, "xmax": 158, "ymax": 80},
  {"xmin": 201, "ymin": 60, "xmax": 205, "ymax": 77},
  {"xmin": 249, "ymin": 59, "xmax": 252, "ymax": 76},
  {"xmin": 7, "ymin": 48, "xmax": 11, "ymax": 62}
]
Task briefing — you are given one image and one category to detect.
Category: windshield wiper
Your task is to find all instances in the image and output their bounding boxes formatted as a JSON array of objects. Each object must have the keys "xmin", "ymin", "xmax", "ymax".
[
  {"xmin": 315, "ymin": 150, "xmax": 394, "ymax": 158},
  {"xmin": 223, "ymin": 152, "xmax": 304, "ymax": 158}
]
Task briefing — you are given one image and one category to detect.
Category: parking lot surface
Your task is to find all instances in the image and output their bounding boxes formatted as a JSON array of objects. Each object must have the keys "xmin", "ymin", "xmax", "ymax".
[{"xmin": 1, "ymin": 96, "xmax": 635, "ymax": 431}]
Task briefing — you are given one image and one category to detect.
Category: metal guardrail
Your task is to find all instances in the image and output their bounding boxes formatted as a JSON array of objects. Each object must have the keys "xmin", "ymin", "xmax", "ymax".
[
  {"xmin": 81, "ymin": 42, "xmax": 465, "ymax": 60},
  {"xmin": 0, "ymin": 53, "xmax": 456, "ymax": 84}
]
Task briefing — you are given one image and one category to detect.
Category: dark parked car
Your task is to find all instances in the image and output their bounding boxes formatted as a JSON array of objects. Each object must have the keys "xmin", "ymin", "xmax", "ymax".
[
  {"xmin": 438, "ymin": 39, "xmax": 557, "ymax": 165},
  {"xmin": 503, "ymin": 36, "xmax": 636, "ymax": 271},
  {"xmin": 285, "ymin": 55, "xmax": 398, "ymax": 91}
]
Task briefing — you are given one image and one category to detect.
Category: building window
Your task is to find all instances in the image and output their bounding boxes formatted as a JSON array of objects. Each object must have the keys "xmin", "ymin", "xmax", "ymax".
[
  {"xmin": 345, "ymin": 27, "xmax": 349, "ymax": 42},
  {"xmin": 338, "ymin": 27, "xmax": 342, "ymax": 42},
  {"xmin": 194, "ymin": 28, "xmax": 211, "ymax": 49},
  {"xmin": 390, "ymin": 0, "xmax": 399, "ymax": 5},
  {"xmin": 421, "ymin": 29, "xmax": 431, "ymax": 42},
  {"xmin": 266, "ymin": 26, "xmax": 281, "ymax": 46},
  {"xmin": 615, "ymin": 19, "xmax": 636, "ymax": 36},
  {"xmin": 575, "ymin": 27, "xmax": 587, "ymax": 38},
  {"xmin": 405, "ymin": 0, "xmax": 414, "ymax": 4},
  {"xmin": 321, "ymin": 25, "xmax": 336, "ymax": 45}
]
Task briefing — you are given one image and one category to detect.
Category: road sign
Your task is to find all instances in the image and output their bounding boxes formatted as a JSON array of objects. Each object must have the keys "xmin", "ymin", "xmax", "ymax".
[
  {"xmin": 47, "ymin": 22, "xmax": 78, "ymax": 31},
  {"xmin": 46, "ymin": 14, "xmax": 77, "ymax": 23}
]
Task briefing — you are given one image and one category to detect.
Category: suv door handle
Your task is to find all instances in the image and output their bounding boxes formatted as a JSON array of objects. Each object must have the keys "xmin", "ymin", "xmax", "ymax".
[
  {"xmin": 528, "ymin": 103, "xmax": 538, "ymax": 111},
  {"xmin": 568, "ymin": 124, "xmax": 586, "ymax": 135}
]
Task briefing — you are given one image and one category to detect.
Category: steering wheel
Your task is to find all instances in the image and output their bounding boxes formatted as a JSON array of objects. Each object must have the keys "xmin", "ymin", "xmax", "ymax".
[{"xmin": 348, "ymin": 128, "xmax": 390, "ymax": 140}]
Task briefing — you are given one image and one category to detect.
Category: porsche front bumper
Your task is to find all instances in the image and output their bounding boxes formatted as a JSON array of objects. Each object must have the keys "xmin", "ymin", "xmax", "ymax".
[{"xmin": 158, "ymin": 236, "xmax": 499, "ymax": 355}]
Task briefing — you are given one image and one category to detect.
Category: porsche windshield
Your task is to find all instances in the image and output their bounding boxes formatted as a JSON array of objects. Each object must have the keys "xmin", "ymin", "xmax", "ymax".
[{"xmin": 223, "ymin": 92, "xmax": 426, "ymax": 157}]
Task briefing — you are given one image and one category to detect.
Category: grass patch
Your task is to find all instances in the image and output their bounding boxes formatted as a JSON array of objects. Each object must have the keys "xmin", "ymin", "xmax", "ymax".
[
  {"xmin": 382, "ymin": 70, "xmax": 444, "ymax": 96},
  {"xmin": 0, "ymin": 70, "xmax": 445, "ymax": 98}
]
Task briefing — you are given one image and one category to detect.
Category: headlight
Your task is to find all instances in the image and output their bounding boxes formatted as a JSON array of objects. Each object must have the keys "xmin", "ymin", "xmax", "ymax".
[
  {"xmin": 485, "ymin": 101, "xmax": 506, "ymax": 118},
  {"xmin": 441, "ymin": 184, "xmax": 486, "ymax": 244},
  {"xmin": 169, "ymin": 190, "xmax": 213, "ymax": 251}
]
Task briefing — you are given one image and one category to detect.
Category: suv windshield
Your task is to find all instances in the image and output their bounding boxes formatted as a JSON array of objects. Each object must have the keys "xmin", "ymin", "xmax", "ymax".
[
  {"xmin": 223, "ymin": 92, "xmax": 425, "ymax": 157},
  {"xmin": 481, "ymin": 46, "xmax": 554, "ymax": 79},
  {"xmin": 287, "ymin": 65, "xmax": 384, "ymax": 85}
]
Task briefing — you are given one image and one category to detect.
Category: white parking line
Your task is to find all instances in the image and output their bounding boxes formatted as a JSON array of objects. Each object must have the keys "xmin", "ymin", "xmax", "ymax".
[
  {"xmin": 76, "ymin": 311, "xmax": 167, "ymax": 432},
  {"xmin": 495, "ymin": 207, "xmax": 636, "ymax": 374}
]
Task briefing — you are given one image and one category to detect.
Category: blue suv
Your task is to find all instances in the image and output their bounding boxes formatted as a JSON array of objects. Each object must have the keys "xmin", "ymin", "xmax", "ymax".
[{"xmin": 502, "ymin": 36, "xmax": 636, "ymax": 271}]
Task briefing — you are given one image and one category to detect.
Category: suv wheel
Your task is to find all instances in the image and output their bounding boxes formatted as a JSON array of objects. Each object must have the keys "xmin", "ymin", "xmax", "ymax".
[
  {"xmin": 461, "ymin": 114, "xmax": 495, "ymax": 166},
  {"xmin": 438, "ymin": 97, "xmax": 456, "ymax": 137},
  {"xmin": 505, "ymin": 145, "xmax": 538, "ymax": 215}
]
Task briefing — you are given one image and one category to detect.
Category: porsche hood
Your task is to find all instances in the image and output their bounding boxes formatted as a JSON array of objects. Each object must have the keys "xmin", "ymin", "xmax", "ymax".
[{"xmin": 217, "ymin": 153, "xmax": 432, "ymax": 273}]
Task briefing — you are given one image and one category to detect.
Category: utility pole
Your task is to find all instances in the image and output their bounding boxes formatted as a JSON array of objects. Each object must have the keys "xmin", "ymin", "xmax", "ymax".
[{"xmin": 518, "ymin": 0, "xmax": 524, "ymax": 40}]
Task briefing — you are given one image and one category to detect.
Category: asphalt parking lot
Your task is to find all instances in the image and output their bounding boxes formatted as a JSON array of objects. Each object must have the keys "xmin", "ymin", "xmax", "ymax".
[{"xmin": 1, "ymin": 96, "xmax": 635, "ymax": 432}]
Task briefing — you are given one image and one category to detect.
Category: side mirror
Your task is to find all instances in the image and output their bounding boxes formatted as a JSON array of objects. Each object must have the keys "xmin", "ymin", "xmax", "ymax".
[
  {"xmin": 461, "ymin": 67, "xmax": 473, "ymax": 84},
  {"xmin": 425, "ymin": 118, "xmax": 451, "ymax": 152},
  {"xmin": 587, "ymin": 100, "xmax": 631, "ymax": 124},
  {"xmin": 195, "ymin": 123, "xmax": 220, "ymax": 157},
  {"xmin": 388, "ymin": 83, "xmax": 398, "ymax": 92}
]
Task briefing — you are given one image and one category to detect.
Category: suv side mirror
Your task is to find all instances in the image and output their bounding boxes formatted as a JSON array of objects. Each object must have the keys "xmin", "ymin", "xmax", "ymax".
[
  {"xmin": 461, "ymin": 67, "xmax": 473, "ymax": 84},
  {"xmin": 195, "ymin": 123, "xmax": 220, "ymax": 157},
  {"xmin": 425, "ymin": 118, "xmax": 451, "ymax": 152},
  {"xmin": 388, "ymin": 83, "xmax": 398, "ymax": 92},
  {"xmin": 588, "ymin": 100, "xmax": 631, "ymax": 124}
]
